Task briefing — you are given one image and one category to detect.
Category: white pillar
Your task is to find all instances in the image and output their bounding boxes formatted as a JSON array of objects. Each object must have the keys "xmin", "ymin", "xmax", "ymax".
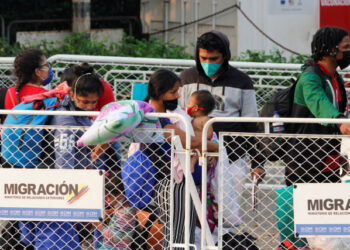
[
  {"xmin": 72, "ymin": 0, "xmax": 91, "ymax": 33},
  {"xmin": 181, "ymin": 0, "xmax": 187, "ymax": 46},
  {"xmin": 194, "ymin": 0, "xmax": 199, "ymax": 44},
  {"xmin": 212, "ymin": 0, "xmax": 217, "ymax": 30},
  {"xmin": 164, "ymin": 0, "xmax": 170, "ymax": 42}
]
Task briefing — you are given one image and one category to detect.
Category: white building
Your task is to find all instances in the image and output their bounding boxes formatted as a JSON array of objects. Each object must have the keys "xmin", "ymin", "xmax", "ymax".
[{"xmin": 140, "ymin": 0, "xmax": 320, "ymax": 58}]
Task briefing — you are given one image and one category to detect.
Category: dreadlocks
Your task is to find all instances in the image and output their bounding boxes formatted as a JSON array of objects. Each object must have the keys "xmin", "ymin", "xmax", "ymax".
[{"xmin": 311, "ymin": 26, "xmax": 348, "ymax": 62}]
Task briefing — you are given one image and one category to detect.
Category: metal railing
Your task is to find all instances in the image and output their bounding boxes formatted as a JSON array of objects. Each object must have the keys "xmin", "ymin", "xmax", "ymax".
[
  {"xmin": 1, "ymin": 107, "xmax": 350, "ymax": 249},
  {"xmin": 1, "ymin": 55, "xmax": 350, "ymax": 109}
]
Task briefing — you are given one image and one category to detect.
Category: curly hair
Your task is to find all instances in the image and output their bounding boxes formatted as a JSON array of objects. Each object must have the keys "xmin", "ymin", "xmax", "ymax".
[
  {"xmin": 13, "ymin": 49, "xmax": 44, "ymax": 103},
  {"xmin": 311, "ymin": 26, "xmax": 348, "ymax": 62}
]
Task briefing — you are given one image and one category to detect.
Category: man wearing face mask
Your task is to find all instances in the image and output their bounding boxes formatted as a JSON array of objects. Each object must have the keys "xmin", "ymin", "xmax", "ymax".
[
  {"xmin": 179, "ymin": 30, "xmax": 265, "ymax": 181},
  {"xmin": 285, "ymin": 26, "xmax": 350, "ymax": 185},
  {"xmin": 179, "ymin": 31, "xmax": 265, "ymax": 233}
]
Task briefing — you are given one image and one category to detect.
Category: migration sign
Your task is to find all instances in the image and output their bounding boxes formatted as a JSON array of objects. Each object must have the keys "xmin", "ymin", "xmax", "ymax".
[
  {"xmin": 294, "ymin": 183, "xmax": 350, "ymax": 237},
  {"xmin": 0, "ymin": 169, "xmax": 104, "ymax": 222}
]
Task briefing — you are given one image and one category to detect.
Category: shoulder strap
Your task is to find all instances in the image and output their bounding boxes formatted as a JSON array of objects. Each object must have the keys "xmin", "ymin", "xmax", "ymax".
[
  {"xmin": 0, "ymin": 88, "xmax": 8, "ymax": 123},
  {"xmin": 303, "ymin": 64, "xmax": 327, "ymax": 90},
  {"xmin": 0, "ymin": 87, "xmax": 7, "ymax": 110},
  {"xmin": 8, "ymin": 88, "xmax": 17, "ymax": 108}
]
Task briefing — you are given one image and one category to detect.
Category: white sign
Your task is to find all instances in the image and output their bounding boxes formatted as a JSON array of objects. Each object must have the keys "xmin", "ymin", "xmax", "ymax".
[
  {"xmin": 294, "ymin": 183, "xmax": 350, "ymax": 237},
  {"xmin": 0, "ymin": 169, "xmax": 104, "ymax": 222},
  {"xmin": 269, "ymin": 0, "xmax": 314, "ymax": 15}
]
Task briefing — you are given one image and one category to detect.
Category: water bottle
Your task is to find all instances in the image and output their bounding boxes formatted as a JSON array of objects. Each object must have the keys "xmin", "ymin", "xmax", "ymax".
[{"xmin": 272, "ymin": 111, "xmax": 285, "ymax": 133}]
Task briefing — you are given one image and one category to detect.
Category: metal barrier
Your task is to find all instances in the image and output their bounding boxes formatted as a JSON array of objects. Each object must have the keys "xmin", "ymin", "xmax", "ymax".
[
  {"xmin": 2, "ymin": 109, "xmax": 350, "ymax": 249},
  {"xmin": 0, "ymin": 110, "xmax": 201, "ymax": 250},
  {"xmin": 201, "ymin": 117, "xmax": 350, "ymax": 250},
  {"xmin": 0, "ymin": 55, "xmax": 349, "ymax": 108}
]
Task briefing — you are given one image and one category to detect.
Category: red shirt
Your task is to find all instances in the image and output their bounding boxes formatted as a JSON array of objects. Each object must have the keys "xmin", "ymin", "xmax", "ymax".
[
  {"xmin": 5, "ymin": 85, "xmax": 48, "ymax": 110},
  {"xmin": 317, "ymin": 63, "xmax": 342, "ymax": 172},
  {"xmin": 96, "ymin": 79, "xmax": 115, "ymax": 111},
  {"xmin": 317, "ymin": 63, "xmax": 342, "ymax": 103}
]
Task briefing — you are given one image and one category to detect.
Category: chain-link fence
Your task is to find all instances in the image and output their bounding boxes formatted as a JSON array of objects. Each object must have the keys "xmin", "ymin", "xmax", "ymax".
[
  {"xmin": 198, "ymin": 117, "xmax": 350, "ymax": 250},
  {"xmin": 0, "ymin": 58, "xmax": 14, "ymax": 89},
  {"xmin": 0, "ymin": 55, "xmax": 349, "ymax": 108},
  {"xmin": 0, "ymin": 110, "xmax": 205, "ymax": 250},
  {"xmin": 2, "ymin": 112, "xmax": 350, "ymax": 249}
]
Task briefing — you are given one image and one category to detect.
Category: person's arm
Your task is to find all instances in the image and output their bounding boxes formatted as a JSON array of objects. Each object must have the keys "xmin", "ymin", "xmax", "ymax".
[
  {"xmin": 91, "ymin": 143, "xmax": 110, "ymax": 163},
  {"xmin": 299, "ymin": 72, "xmax": 350, "ymax": 134},
  {"xmin": 201, "ymin": 117, "xmax": 213, "ymax": 141},
  {"xmin": 299, "ymin": 72, "xmax": 343, "ymax": 119},
  {"xmin": 163, "ymin": 123, "xmax": 218, "ymax": 152},
  {"xmin": 240, "ymin": 85, "xmax": 266, "ymax": 182},
  {"xmin": 241, "ymin": 89, "xmax": 259, "ymax": 118},
  {"xmin": 339, "ymin": 123, "xmax": 350, "ymax": 135}
]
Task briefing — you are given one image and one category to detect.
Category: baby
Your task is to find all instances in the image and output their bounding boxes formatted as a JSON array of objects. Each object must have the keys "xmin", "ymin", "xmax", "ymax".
[
  {"xmin": 186, "ymin": 90, "xmax": 216, "ymax": 140},
  {"xmin": 187, "ymin": 90, "xmax": 218, "ymax": 231}
]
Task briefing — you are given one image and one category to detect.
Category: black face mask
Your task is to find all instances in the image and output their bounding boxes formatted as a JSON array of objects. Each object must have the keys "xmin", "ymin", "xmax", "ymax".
[
  {"xmin": 73, "ymin": 103, "xmax": 87, "ymax": 112},
  {"xmin": 163, "ymin": 99, "xmax": 178, "ymax": 111},
  {"xmin": 337, "ymin": 50, "xmax": 350, "ymax": 70}
]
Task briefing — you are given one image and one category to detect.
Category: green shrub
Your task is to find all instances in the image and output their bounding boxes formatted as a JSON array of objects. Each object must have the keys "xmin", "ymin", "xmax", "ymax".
[
  {"xmin": 237, "ymin": 49, "xmax": 309, "ymax": 64},
  {"xmin": 0, "ymin": 32, "xmax": 309, "ymax": 63}
]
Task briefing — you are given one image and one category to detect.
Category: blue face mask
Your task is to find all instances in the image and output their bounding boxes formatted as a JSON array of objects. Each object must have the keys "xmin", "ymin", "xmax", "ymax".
[
  {"xmin": 43, "ymin": 68, "xmax": 53, "ymax": 86},
  {"xmin": 200, "ymin": 62, "xmax": 222, "ymax": 77}
]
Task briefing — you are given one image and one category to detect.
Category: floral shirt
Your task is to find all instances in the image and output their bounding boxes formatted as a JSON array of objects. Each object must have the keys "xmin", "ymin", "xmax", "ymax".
[{"xmin": 98, "ymin": 206, "xmax": 136, "ymax": 250}]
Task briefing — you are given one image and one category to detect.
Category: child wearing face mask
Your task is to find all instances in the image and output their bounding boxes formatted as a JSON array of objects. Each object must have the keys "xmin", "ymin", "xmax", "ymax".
[
  {"xmin": 186, "ymin": 90, "xmax": 220, "ymax": 233},
  {"xmin": 186, "ymin": 90, "xmax": 216, "ymax": 140},
  {"xmin": 18, "ymin": 65, "xmax": 105, "ymax": 250}
]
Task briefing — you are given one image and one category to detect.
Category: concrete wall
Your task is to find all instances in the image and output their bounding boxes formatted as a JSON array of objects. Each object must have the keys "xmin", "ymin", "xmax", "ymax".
[
  {"xmin": 237, "ymin": 0, "xmax": 319, "ymax": 58},
  {"xmin": 140, "ymin": 0, "xmax": 320, "ymax": 59},
  {"xmin": 140, "ymin": 0, "xmax": 238, "ymax": 56},
  {"xmin": 16, "ymin": 28, "xmax": 123, "ymax": 47}
]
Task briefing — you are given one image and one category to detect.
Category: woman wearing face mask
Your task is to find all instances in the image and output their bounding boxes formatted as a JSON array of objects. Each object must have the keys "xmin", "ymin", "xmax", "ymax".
[
  {"xmin": 144, "ymin": 69, "xmax": 218, "ymax": 249},
  {"xmin": 5, "ymin": 49, "xmax": 53, "ymax": 110},
  {"xmin": 0, "ymin": 49, "xmax": 53, "ymax": 250}
]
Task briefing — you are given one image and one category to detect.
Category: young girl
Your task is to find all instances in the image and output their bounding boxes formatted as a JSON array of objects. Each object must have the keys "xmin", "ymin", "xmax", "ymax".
[
  {"xmin": 95, "ymin": 174, "xmax": 136, "ymax": 250},
  {"xmin": 186, "ymin": 90, "xmax": 216, "ymax": 140}
]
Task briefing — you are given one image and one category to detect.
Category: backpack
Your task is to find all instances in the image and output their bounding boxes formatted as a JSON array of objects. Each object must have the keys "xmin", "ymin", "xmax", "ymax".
[
  {"xmin": 258, "ymin": 65, "xmax": 326, "ymax": 161},
  {"xmin": 1, "ymin": 97, "xmax": 59, "ymax": 168},
  {"xmin": 121, "ymin": 145, "xmax": 157, "ymax": 209},
  {"xmin": 131, "ymin": 208, "xmax": 163, "ymax": 250},
  {"xmin": 220, "ymin": 232, "xmax": 258, "ymax": 250}
]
